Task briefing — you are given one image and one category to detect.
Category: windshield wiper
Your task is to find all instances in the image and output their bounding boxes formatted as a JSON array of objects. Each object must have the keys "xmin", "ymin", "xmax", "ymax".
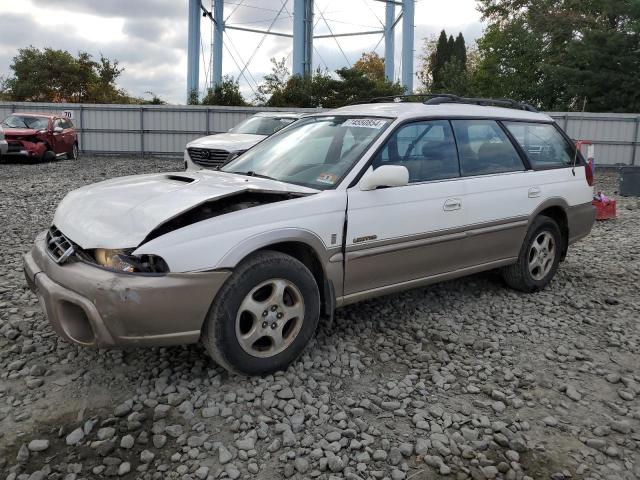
[{"xmin": 230, "ymin": 171, "xmax": 279, "ymax": 181}]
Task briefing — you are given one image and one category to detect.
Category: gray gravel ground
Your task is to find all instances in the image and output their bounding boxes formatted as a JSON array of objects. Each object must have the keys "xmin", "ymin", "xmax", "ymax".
[{"xmin": 1, "ymin": 155, "xmax": 639, "ymax": 480}]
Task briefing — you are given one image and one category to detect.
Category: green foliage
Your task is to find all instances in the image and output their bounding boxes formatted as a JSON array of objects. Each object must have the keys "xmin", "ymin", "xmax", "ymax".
[
  {"xmin": 329, "ymin": 66, "xmax": 404, "ymax": 106},
  {"xmin": 201, "ymin": 76, "xmax": 247, "ymax": 106},
  {"xmin": 473, "ymin": 0, "xmax": 640, "ymax": 111},
  {"xmin": 5, "ymin": 46, "xmax": 128, "ymax": 103},
  {"xmin": 471, "ymin": 20, "xmax": 545, "ymax": 103},
  {"xmin": 257, "ymin": 53, "xmax": 404, "ymax": 108},
  {"xmin": 267, "ymin": 69, "xmax": 336, "ymax": 108},
  {"xmin": 187, "ymin": 88, "xmax": 200, "ymax": 105},
  {"xmin": 255, "ymin": 58, "xmax": 290, "ymax": 106},
  {"xmin": 418, "ymin": 30, "xmax": 470, "ymax": 95},
  {"xmin": 140, "ymin": 91, "xmax": 166, "ymax": 105}
]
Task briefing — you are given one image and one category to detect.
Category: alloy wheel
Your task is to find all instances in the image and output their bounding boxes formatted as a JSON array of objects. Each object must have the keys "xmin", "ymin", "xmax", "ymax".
[
  {"xmin": 528, "ymin": 231, "xmax": 555, "ymax": 281},
  {"xmin": 235, "ymin": 278, "xmax": 305, "ymax": 358}
]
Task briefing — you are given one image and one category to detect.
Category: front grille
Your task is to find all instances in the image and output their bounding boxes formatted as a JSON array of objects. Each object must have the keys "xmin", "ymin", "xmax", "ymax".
[
  {"xmin": 187, "ymin": 147, "xmax": 229, "ymax": 168},
  {"xmin": 45, "ymin": 226, "xmax": 76, "ymax": 264},
  {"xmin": 7, "ymin": 141, "xmax": 24, "ymax": 153}
]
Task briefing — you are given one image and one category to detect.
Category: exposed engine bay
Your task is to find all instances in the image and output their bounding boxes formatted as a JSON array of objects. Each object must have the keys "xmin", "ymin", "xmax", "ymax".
[{"xmin": 143, "ymin": 190, "xmax": 308, "ymax": 244}]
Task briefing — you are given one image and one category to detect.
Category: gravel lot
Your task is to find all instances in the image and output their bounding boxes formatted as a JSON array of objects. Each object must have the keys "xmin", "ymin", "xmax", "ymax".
[{"xmin": 1, "ymin": 155, "xmax": 639, "ymax": 480}]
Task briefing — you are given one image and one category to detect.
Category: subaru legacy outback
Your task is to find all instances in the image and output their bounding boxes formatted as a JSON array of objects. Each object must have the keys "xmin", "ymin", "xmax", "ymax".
[{"xmin": 24, "ymin": 96, "xmax": 595, "ymax": 374}]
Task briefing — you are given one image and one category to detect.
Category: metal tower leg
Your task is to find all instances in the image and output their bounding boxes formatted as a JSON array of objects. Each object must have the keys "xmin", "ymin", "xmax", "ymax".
[
  {"xmin": 401, "ymin": 0, "xmax": 414, "ymax": 92},
  {"xmin": 293, "ymin": 0, "xmax": 313, "ymax": 77},
  {"xmin": 213, "ymin": 0, "xmax": 224, "ymax": 88},
  {"xmin": 384, "ymin": 1, "xmax": 395, "ymax": 82},
  {"xmin": 187, "ymin": 0, "xmax": 201, "ymax": 102}
]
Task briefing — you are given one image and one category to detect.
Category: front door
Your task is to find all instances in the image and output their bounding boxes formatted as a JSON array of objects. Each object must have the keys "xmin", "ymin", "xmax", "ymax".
[
  {"xmin": 51, "ymin": 118, "xmax": 68, "ymax": 154},
  {"xmin": 344, "ymin": 119, "xmax": 467, "ymax": 297}
]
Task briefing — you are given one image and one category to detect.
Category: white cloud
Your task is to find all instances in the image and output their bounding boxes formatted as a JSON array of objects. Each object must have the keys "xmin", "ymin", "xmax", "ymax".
[{"xmin": 0, "ymin": 0, "xmax": 483, "ymax": 104}]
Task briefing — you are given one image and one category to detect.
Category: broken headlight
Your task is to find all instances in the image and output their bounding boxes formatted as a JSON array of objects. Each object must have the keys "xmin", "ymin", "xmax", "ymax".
[{"xmin": 93, "ymin": 248, "xmax": 169, "ymax": 274}]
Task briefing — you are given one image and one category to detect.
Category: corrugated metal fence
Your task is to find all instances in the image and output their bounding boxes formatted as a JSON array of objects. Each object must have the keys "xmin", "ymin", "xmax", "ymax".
[{"xmin": 1, "ymin": 102, "xmax": 638, "ymax": 165}]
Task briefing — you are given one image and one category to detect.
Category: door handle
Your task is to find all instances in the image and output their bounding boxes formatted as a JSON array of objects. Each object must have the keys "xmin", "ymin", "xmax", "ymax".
[
  {"xmin": 528, "ymin": 187, "xmax": 542, "ymax": 198},
  {"xmin": 444, "ymin": 198, "xmax": 462, "ymax": 211}
]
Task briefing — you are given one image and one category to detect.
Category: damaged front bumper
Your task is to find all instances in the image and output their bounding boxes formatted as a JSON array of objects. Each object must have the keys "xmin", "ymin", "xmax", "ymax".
[
  {"xmin": 23, "ymin": 231, "xmax": 231, "ymax": 348},
  {"xmin": 6, "ymin": 139, "xmax": 46, "ymax": 159}
]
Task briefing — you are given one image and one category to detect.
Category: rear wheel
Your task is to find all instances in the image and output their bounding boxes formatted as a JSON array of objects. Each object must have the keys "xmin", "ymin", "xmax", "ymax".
[
  {"xmin": 201, "ymin": 250, "xmax": 320, "ymax": 375},
  {"xmin": 502, "ymin": 215, "xmax": 562, "ymax": 292},
  {"xmin": 68, "ymin": 143, "xmax": 79, "ymax": 160}
]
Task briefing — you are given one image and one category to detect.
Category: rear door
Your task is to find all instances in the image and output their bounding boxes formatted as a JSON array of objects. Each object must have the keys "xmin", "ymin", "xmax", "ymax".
[
  {"xmin": 344, "ymin": 119, "xmax": 468, "ymax": 297},
  {"xmin": 449, "ymin": 119, "xmax": 531, "ymax": 266}
]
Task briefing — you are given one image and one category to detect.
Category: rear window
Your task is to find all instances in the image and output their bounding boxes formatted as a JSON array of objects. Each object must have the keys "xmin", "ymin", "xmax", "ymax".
[
  {"xmin": 451, "ymin": 120, "xmax": 525, "ymax": 176},
  {"xmin": 230, "ymin": 116, "xmax": 297, "ymax": 136},
  {"xmin": 504, "ymin": 122, "xmax": 576, "ymax": 169}
]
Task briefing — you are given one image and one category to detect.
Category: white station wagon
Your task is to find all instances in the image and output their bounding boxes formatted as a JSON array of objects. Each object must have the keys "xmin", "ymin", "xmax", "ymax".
[{"xmin": 24, "ymin": 96, "xmax": 595, "ymax": 374}]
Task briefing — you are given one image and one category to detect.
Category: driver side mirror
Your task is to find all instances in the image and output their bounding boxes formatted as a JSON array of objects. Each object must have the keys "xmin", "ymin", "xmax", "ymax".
[
  {"xmin": 53, "ymin": 126, "xmax": 64, "ymax": 133},
  {"xmin": 359, "ymin": 165, "xmax": 409, "ymax": 191}
]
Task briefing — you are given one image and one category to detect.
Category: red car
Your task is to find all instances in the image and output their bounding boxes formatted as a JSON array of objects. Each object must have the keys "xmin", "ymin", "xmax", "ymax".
[{"xmin": 1, "ymin": 113, "xmax": 79, "ymax": 162}]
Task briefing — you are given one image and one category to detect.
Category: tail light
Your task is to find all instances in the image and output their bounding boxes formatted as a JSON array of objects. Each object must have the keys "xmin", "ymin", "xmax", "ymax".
[
  {"xmin": 585, "ymin": 160, "xmax": 594, "ymax": 187},
  {"xmin": 575, "ymin": 140, "xmax": 595, "ymax": 187}
]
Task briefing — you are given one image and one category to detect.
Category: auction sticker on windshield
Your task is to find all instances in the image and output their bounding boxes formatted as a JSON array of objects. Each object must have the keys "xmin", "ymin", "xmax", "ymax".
[
  {"xmin": 317, "ymin": 173, "xmax": 338, "ymax": 185},
  {"xmin": 342, "ymin": 118, "xmax": 387, "ymax": 129}
]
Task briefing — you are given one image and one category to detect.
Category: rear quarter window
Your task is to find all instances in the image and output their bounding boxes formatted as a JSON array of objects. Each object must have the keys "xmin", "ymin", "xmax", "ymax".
[{"xmin": 504, "ymin": 122, "xmax": 576, "ymax": 169}]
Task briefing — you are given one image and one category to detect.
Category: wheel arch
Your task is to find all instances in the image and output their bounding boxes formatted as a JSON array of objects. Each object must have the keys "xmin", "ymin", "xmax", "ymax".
[
  {"xmin": 530, "ymin": 199, "xmax": 569, "ymax": 260},
  {"xmin": 218, "ymin": 229, "xmax": 340, "ymax": 318}
]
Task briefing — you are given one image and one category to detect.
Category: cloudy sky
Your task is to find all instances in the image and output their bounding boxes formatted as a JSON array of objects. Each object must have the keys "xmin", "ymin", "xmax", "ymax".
[{"xmin": 0, "ymin": 0, "xmax": 483, "ymax": 104}]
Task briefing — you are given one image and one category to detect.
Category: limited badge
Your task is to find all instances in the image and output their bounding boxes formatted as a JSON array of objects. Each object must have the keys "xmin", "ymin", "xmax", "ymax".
[{"xmin": 317, "ymin": 173, "xmax": 337, "ymax": 184}]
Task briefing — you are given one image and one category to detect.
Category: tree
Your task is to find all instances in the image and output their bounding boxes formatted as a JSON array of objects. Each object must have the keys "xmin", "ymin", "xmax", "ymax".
[
  {"xmin": 329, "ymin": 66, "xmax": 404, "ymax": 107},
  {"xmin": 256, "ymin": 57, "xmax": 290, "ymax": 105},
  {"xmin": 471, "ymin": 20, "xmax": 545, "ymax": 104},
  {"xmin": 141, "ymin": 91, "xmax": 166, "ymax": 105},
  {"xmin": 5, "ymin": 46, "xmax": 127, "ymax": 103},
  {"xmin": 353, "ymin": 52, "xmax": 386, "ymax": 82},
  {"xmin": 201, "ymin": 75, "xmax": 247, "ymax": 106},
  {"xmin": 473, "ymin": 0, "xmax": 640, "ymax": 111},
  {"xmin": 260, "ymin": 54, "xmax": 404, "ymax": 108},
  {"xmin": 266, "ymin": 68, "xmax": 336, "ymax": 108},
  {"xmin": 418, "ymin": 30, "xmax": 471, "ymax": 95},
  {"xmin": 0, "ymin": 75, "xmax": 10, "ymax": 101}
]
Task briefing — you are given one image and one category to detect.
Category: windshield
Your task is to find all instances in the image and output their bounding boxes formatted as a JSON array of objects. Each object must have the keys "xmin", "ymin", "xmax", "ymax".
[
  {"xmin": 221, "ymin": 116, "xmax": 392, "ymax": 190},
  {"xmin": 1, "ymin": 115, "xmax": 50, "ymax": 130},
  {"xmin": 230, "ymin": 115, "xmax": 298, "ymax": 136}
]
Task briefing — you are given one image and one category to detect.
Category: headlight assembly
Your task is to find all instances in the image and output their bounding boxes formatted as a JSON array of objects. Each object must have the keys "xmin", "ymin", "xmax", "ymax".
[{"xmin": 93, "ymin": 248, "xmax": 169, "ymax": 274}]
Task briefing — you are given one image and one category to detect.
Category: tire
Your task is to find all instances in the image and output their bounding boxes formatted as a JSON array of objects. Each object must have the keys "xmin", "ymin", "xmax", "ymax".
[
  {"xmin": 502, "ymin": 215, "xmax": 562, "ymax": 293},
  {"xmin": 68, "ymin": 143, "xmax": 79, "ymax": 160},
  {"xmin": 41, "ymin": 149, "xmax": 56, "ymax": 163},
  {"xmin": 202, "ymin": 250, "xmax": 320, "ymax": 375}
]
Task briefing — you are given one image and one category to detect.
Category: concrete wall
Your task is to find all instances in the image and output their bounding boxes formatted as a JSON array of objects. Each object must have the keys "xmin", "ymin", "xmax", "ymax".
[{"xmin": 1, "ymin": 102, "xmax": 638, "ymax": 165}]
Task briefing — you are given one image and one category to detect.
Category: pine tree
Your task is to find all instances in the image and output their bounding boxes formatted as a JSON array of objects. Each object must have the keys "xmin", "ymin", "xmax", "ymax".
[
  {"xmin": 454, "ymin": 33, "xmax": 467, "ymax": 70},
  {"xmin": 431, "ymin": 30, "xmax": 449, "ymax": 90}
]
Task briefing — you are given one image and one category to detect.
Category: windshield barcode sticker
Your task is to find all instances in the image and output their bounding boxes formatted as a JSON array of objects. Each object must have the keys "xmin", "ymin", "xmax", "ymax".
[{"xmin": 342, "ymin": 118, "xmax": 387, "ymax": 129}]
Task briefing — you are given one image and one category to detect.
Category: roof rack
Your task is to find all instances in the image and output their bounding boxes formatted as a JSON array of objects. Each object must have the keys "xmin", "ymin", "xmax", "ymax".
[
  {"xmin": 425, "ymin": 94, "xmax": 539, "ymax": 113},
  {"xmin": 352, "ymin": 93, "xmax": 538, "ymax": 113}
]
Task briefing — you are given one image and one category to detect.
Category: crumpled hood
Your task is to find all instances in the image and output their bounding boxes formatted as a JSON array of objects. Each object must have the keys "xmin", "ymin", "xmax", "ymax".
[
  {"xmin": 53, "ymin": 170, "xmax": 317, "ymax": 249},
  {"xmin": 186, "ymin": 132, "xmax": 266, "ymax": 151},
  {"xmin": 4, "ymin": 128, "xmax": 39, "ymax": 138}
]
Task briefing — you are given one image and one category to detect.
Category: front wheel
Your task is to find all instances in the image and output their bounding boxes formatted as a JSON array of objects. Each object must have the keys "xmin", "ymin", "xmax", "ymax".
[
  {"xmin": 201, "ymin": 250, "xmax": 320, "ymax": 375},
  {"xmin": 41, "ymin": 149, "xmax": 56, "ymax": 163},
  {"xmin": 502, "ymin": 215, "xmax": 562, "ymax": 293}
]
